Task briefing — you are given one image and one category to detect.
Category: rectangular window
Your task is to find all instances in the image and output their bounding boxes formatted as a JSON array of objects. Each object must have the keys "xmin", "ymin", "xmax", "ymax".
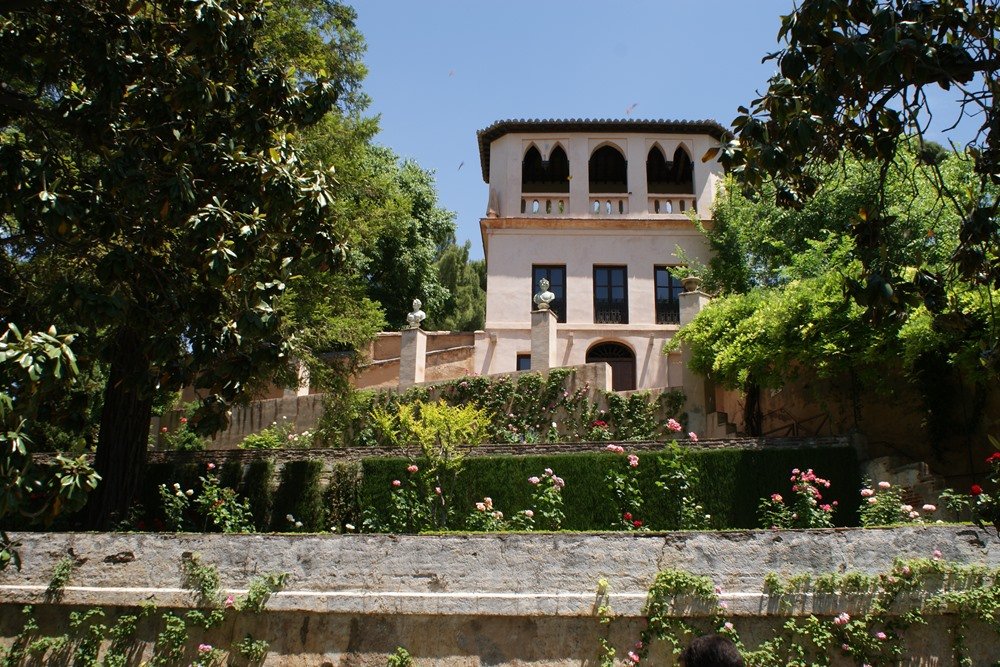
[
  {"xmin": 531, "ymin": 265, "xmax": 566, "ymax": 323},
  {"xmin": 654, "ymin": 266, "xmax": 682, "ymax": 324},
  {"xmin": 516, "ymin": 354, "xmax": 531, "ymax": 371},
  {"xmin": 593, "ymin": 266, "xmax": 629, "ymax": 324}
]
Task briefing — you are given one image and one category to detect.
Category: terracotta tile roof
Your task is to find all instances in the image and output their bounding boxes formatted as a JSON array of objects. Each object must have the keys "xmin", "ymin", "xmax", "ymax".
[{"xmin": 476, "ymin": 118, "xmax": 731, "ymax": 182}]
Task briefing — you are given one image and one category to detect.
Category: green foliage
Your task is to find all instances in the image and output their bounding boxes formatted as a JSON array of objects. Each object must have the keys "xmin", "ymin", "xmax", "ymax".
[
  {"xmin": 317, "ymin": 370, "xmax": 686, "ymax": 448},
  {"xmin": 386, "ymin": 647, "xmax": 413, "ymax": 667},
  {"xmin": 238, "ymin": 419, "xmax": 312, "ymax": 450},
  {"xmin": 233, "ymin": 635, "xmax": 270, "ymax": 663},
  {"xmin": 270, "ymin": 461, "xmax": 326, "ymax": 531},
  {"xmin": 721, "ymin": 0, "xmax": 999, "ymax": 373},
  {"xmin": 686, "ymin": 146, "xmax": 996, "ymax": 408},
  {"xmin": 182, "ymin": 553, "xmax": 222, "ymax": 607},
  {"xmin": 236, "ymin": 572, "xmax": 289, "ymax": 613},
  {"xmin": 0, "ymin": 0, "xmax": 371, "ymax": 527},
  {"xmin": 158, "ymin": 467, "xmax": 255, "ymax": 533},
  {"xmin": 46, "ymin": 555, "xmax": 75, "ymax": 600},
  {"xmin": 324, "ymin": 461, "xmax": 361, "ymax": 532},
  {"xmin": 241, "ymin": 459, "xmax": 276, "ymax": 532},
  {"xmin": 425, "ymin": 241, "xmax": 486, "ymax": 331},
  {"xmin": 655, "ymin": 443, "xmax": 710, "ymax": 530},
  {"xmin": 161, "ymin": 420, "xmax": 208, "ymax": 452},
  {"xmin": 0, "ymin": 324, "xmax": 99, "ymax": 531},
  {"xmin": 360, "ymin": 446, "xmax": 860, "ymax": 531},
  {"xmin": 758, "ymin": 468, "xmax": 836, "ymax": 529}
]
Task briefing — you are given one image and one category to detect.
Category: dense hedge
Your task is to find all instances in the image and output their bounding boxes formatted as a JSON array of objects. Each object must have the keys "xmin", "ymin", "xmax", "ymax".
[
  {"xmin": 135, "ymin": 446, "xmax": 859, "ymax": 532},
  {"xmin": 359, "ymin": 446, "xmax": 862, "ymax": 530}
]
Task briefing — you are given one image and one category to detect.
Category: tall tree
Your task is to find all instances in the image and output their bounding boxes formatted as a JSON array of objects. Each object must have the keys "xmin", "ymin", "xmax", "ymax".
[
  {"xmin": 425, "ymin": 241, "xmax": 486, "ymax": 332},
  {"xmin": 0, "ymin": 0, "xmax": 364, "ymax": 527},
  {"xmin": 716, "ymin": 0, "xmax": 999, "ymax": 377}
]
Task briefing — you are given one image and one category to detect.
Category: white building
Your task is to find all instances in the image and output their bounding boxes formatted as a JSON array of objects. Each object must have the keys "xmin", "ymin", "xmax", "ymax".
[{"xmin": 472, "ymin": 118, "xmax": 727, "ymax": 391}]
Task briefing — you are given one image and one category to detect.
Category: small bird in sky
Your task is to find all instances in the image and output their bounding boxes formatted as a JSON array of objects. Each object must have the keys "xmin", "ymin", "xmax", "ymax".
[
  {"xmin": 457, "ymin": 161, "xmax": 464, "ymax": 171},
  {"xmin": 625, "ymin": 102, "xmax": 639, "ymax": 116},
  {"xmin": 449, "ymin": 69, "xmax": 456, "ymax": 77}
]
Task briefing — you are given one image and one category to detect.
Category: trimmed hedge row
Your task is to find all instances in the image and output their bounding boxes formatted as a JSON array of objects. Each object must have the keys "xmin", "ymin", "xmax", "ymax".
[
  {"xmin": 360, "ymin": 446, "xmax": 862, "ymax": 530},
  {"xmin": 137, "ymin": 446, "xmax": 860, "ymax": 532}
]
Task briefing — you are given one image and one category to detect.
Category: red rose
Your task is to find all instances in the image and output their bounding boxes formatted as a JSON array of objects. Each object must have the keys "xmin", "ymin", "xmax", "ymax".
[
  {"xmin": 623, "ymin": 512, "xmax": 633, "ymax": 521},
  {"xmin": 633, "ymin": 520, "xmax": 643, "ymax": 528},
  {"xmin": 972, "ymin": 484, "xmax": 983, "ymax": 496},
  {"xmin": 988, "ymin": 453, "xmax": 1000, "ymax": 464}
]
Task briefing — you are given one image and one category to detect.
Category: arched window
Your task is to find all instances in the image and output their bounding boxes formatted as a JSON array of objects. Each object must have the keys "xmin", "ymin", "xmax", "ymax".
[
  {"xmin": 522, "ymin": 145, "xmax": 570, "ymax": 194},
  {"xmin": 669, "ymin": 146, "xmax": 694, "ymax": 193},
  {"xmin": 586, "ymin": 342, "xmax": 636, "ymax": 391},
  {"xmin": 588, "ymin": 145, "xmax": 627, "ymax": 194},
  {"xmin": 646, "ymin": 146, "xmax": 670, "ymax": 194},
  {"xmin": 646, "ymin": 145, "xmax": 695, "ymax": 195}
]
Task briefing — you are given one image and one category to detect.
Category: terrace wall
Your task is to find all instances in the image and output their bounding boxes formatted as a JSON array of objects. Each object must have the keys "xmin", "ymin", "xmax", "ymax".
[{"xmin": 1, "ymin": 527, "xmax": 998, "ymax": 665}]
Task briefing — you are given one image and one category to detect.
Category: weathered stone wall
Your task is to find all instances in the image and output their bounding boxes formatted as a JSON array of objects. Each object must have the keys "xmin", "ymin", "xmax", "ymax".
[{"xmin": 1, "ymin": 527, "xmax": 998, "ymax": 665}]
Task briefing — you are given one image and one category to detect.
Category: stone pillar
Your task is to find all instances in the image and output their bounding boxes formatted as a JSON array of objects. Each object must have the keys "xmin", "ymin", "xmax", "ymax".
[
  {"xmin": 678, "ymin": 278, "xmax": 711, "ymax": 435},
  {"xmin": 399, "ymin": 328, "xmax": 427, "ymax": 390},
  {"xmin": 530, "ymin": 308, "xmax": 558, "ymax": 371}
]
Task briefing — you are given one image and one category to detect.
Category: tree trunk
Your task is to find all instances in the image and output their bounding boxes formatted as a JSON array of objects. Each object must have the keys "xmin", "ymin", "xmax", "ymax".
[
  {"xmin": 85, "ymin": 329, "xmax": 154, "ymax": 530},
  {"xmin": 743, "ymin": 381, "xmax": 763, "ymax": 437}
]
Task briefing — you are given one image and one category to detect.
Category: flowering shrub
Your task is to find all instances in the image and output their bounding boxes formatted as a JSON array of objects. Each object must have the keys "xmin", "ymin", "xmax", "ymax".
[
  {"xmin": 758, "ymin": 468, "xmax": 837, "ymax": 529},
  {"xmin": 238, "ymin": 418, "xmax": 312, "ymax": 450},
  {"xmin": 157, "ymin": 465, "xmax": 254, "ymax": 533},
  {"xmin": 858, "ymin": 480, "xmax": 935, "ymax": 526},
  {"xmin": 588, "ymin": 419, "xmax": 613, "ymax": 441},
  {"xmin": 655, "ymin": 442, "xmax": 710, "ymax": 530},
  {"xmin": 527, "ymin": 468, "xmax": 566, "ymax": 530},
  {"xmin": 465, "ymin": 496, "xmax": 507, "ymax": 531},
  {"xmin": 605, "ymin": 448, "xmax": 646, "ymax": 530},
  {"xmin": 363, "ymin": 464, "xmax": 434, "ymax": 533},
  {"xmin": 161, "ymin": 416, "xmax": 206, "ymax": 451},
  {"xmin": 319, "ymin": 370, "xmax": 686, "ymax": 446},
  {"xmin": 941, "ymin": 445, "xmax": 1000, "ymax": 532}
]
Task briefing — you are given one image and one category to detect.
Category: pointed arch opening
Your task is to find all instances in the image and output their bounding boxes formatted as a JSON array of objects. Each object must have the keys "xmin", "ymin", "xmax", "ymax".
[
  {"xmin": 646, "ymin": 145, "xmax": 671, "ymax": 194},
  {"xmin": 586, "ymin": 341, "xmax": 636, "ymax": 391},
  {"xmin": 522, "ymin": 144, "xmax": 570, "ymax": 194},
  {"xmin": 588, "ymin": 144, "xmax": 627, "ymax": 194}
]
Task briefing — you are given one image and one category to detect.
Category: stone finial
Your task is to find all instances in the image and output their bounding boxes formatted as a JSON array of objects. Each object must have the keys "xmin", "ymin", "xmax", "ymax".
[
  {"xmin": 533, "ymin": 278, "xmax": 555, "ymax": 310},
  {"xmin": 406, "ymin": 298, "xmax": 426, "ymax": 329},
  {"xmin": 682, "ymin": 276, "xmax": 703, "ymax": 293}
]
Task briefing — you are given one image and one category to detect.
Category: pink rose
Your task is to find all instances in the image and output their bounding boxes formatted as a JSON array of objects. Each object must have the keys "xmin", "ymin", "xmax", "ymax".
[
  {"xmin": 666, "ymin": 418, "xmax": 682, "ymax": 432},
  {"xmin": 391, "ymin": 480, "xmax": 401, "ymax": 488},
  {"xmin": 207, "ymin": 463, "xmax": 216, "ymax": 470},
  {"xmin": 861, "ymin": 488, "xmax": 874, "ymax": 497},
  {"xmin": 771, "ymin": 493, "xmax": 783, "ymax": 503},
  {"xmin": 878, "ymin": 481, "xmax": 891, "ymax": 489},
  {"xmin": 627, "ymin": 454, "xmax": 639, "ymax": 468},
  {"xmin": 224, "ymin": 594, "xmax": 235, "ymax": 608},
  {"xmin": 179, "ymin": 417, "xmax": 188, "ymax": 424},
  {"xmin": 627, "ymin": 651, "xmax": 640, "ymax": 663},
  {"xmin": 407, "ymin": 464, "xmax": 419, "ymax": 473},
  {"xmin": 198, "ymin": 644, "xmax": 213, "ymax": 653},
  {"xmin": 875, "ymin": 631, "xmax": 887, "ymax": 641},
  {"xmin": 528, "ymin": 476, "xmax": 540, "ymax": 485},
  {"xmin": 688, "ymin": 432, "xmax": 698, "ymax": 441}
]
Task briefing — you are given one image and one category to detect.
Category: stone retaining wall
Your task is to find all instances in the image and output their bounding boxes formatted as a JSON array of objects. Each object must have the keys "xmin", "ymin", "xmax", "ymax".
[{"xmin": 1, "ymin": 527, "xmax": 998, "ymax": 665}]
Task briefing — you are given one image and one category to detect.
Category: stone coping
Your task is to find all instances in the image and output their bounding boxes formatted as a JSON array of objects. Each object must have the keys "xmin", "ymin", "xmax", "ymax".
[{"xmin": 1, "ymin": 526, "xmax": 993, "ymax": 618}]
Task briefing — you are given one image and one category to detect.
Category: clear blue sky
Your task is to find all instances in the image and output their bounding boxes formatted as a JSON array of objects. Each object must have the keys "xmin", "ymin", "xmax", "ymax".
[{"xmin": 353, "ymin": 1, "xmax": 970, "ymax": 260}]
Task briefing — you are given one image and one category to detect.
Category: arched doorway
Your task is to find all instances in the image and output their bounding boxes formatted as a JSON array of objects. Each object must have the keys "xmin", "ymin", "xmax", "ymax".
[{"xmin": 586, "ymin": 342, "xmax": 636, "ymax": 391}]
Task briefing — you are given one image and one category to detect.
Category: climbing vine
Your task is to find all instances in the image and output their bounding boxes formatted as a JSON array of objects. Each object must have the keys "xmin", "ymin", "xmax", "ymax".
[{"xmin": 598, "ymin": 558, "xmax": 1000, "ymax": 666}]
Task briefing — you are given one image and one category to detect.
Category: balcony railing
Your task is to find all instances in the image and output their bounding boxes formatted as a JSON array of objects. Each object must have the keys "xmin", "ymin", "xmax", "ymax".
[
  {"xmin": 520, "ymin": 194, "xmax": 568, "ymax": 216},
  {"xmin": 649, "ymin": 195, "xmax": 697, "ymax": 215},
  {"xmin": 655, "ymin": 299, "xmax": 680, "ymax": 324},
  {"xmin": 594, "ymin": 299, "xmax": 628, "ymax": 324},
  {"xmin": 590, "ymin": 195, "xmax": 628, "ymax": 216}
]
